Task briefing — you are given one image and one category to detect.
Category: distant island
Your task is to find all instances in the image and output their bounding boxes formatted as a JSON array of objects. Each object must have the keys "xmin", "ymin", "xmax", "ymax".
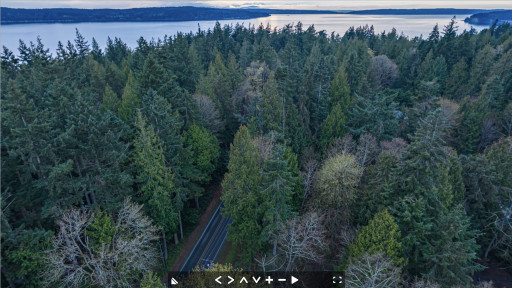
[
  {"xmin": 0, "ymin": 6, "xmax": 501, "ymax": 25},
  {"xmin": 0, "ymin": 7, "xmax": 273, "ymax": 25},
  {"xmin": 347, "ymin": 8, "xmax": 490, "ymax": 15},
  {"xmin": 464, "ymin": 10, "xmax": 512, "ymax": 26}
]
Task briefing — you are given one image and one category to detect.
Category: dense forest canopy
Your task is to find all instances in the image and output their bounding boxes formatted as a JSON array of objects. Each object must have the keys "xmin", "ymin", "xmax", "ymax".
[{"xmin": 2, "ymin": 18, "xmax": 512, "ymax": 287}]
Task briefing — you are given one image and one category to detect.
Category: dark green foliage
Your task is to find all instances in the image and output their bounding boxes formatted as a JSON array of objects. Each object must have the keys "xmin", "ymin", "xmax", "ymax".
[
  {"xmin": 3, "ymin": 21, "xmax": 512, "ymax": 286},
  {"xmin": 118, "ymin": 72, "xmax": 141, "ymax": 123},
  {"xmin": 183, "ymin": 124, "xmax": 220, "ymax": 184},
  {"xmin": 86, "ymin": 209, "xmax": 115, "ymax": 249},
  {"xmin": 133, "ymin": 112, "xmax": 178, "ymax": 235},
  {"xmin": 455, "ymin": 96, "xmax": 489, "ymax": 154},
  {"xmin": 1, "ymin": 228, "xmax": 53, "ymax": 288},
  {"xmin": 444, "ymin": 58, "xmax": 469, "ymax": 100},
  {"xmin": 260, "ymin": 144, "xmax": 297, "ymax": 250},
  {"xmin": 392, "ymin": 110, "xmax": 482, "ymax": 285},
  {"xmin": 183, "ymin": 123, "xmax": 221, "ymax": 207},
  {"xmin": 221, "ymin": 126, "xmax": 263, "ymax": 263},
  {"xmin": 347, "ymin": 90, "xmax": 398, "ymax": 141},
  {"xmin": 342, "ymin": 40, "xmax": 371, "ymax": 93}
]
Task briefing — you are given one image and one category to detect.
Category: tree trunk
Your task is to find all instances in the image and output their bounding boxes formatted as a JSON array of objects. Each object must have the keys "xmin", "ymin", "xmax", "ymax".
[
  {"xmin": 89, "ymin": 190, "xmax": 97, "ymax": 205},
  {"xmin": 179, "ymin": 210, "xmax": 184, "ymax": 240},
  {"xmin": 484, "ymin": 234, "xmax": 497, "ymax": 259},
  {"xmin": 195, "ymin": 197, "xmax": 200, "ymax": 209},
  {"xmin": 174, "ymin": 233, "xmax": 179, "ymax": 245},
  {"xmin": 162, "ymin": 231, "xmax": 168, "ymax": 260},
  {"xmin": 282, "ymin": 95, "xmax": 286, "ymax": 134},
  {"xmin": 85, "ymin": 192, "xmax": 92, "ymax": 206},
  {"xmin": 273, "ymin": 239, "xmax": 278, "ymax": 256},
  {"xmin": 59, "ymin": 222, "xmax": 79, "ymax": 266}
]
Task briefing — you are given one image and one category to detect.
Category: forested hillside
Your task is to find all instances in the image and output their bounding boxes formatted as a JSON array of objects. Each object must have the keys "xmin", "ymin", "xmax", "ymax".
[{"xmin": 2, "ymin": 19, "xmax": 512, "ymax": 287}]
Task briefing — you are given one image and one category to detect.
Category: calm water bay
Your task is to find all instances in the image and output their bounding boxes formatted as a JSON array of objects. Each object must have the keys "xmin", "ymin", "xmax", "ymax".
[{"xmin": 1, "ymin": 14, "xmax": 486, "ymax": 53}]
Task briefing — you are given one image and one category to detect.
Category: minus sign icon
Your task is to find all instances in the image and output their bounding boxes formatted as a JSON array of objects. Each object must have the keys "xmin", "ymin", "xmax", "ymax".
[{"xmin": 278, "ymin": 279, "xmax": 286, "ymax": 282}]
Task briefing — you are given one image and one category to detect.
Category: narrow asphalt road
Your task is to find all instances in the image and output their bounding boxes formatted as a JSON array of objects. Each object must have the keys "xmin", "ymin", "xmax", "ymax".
[{"xmin": 179, "ymin": 202, "xmax": 232, "ymax": 273}]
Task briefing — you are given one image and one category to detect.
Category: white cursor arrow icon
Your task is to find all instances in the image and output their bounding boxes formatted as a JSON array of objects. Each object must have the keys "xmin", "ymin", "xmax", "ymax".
[
  {"xmin": 215, "ymin": 276, "xmax": 222, "ymax": 284},
  {"xmin": 228, "ymin": 276, "xmax": 235, "ymax": 284}
]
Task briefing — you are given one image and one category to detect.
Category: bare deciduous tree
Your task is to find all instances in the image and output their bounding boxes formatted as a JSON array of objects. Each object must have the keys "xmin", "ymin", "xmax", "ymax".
[
  {"xmin": 484, "ymin": 195, "xmax": 512, "ymax": 260},
  {"xmin": 43, "ymin": 199, "xmax": 160, "ymax": 288},
  {"xmin": 346, "ymin": 253, "xmax": 401, "ymax": 288},
  {"xmin": 278, "ymin": 212, "xmax": 327, "ymax": 272},
  {"xmin": 369, "ymin": 55, "xmax": 399, "ymax": 88},
  {"xmin": 255, "ymin": 253, "xmax": 283, "ymax": 275},
  {"xmin": 380, "ymin": 137, "xmax": 408, "ymax": 158},
  {"xmin": 327, "ymin": 134, "xmax": 356, "ymax": 159},
  {"xmin": 355, "ymin": 133, "xmax": 380, "ymax": 168},
  {"xmin": 480, "ymin": 116, "xmax": 501, "ymax": 151},
  {"xmin": 193, "ymin": 94, "xmax": 224, "ymax": 136},
  {"xmin": 300, "ymin": 146, "xmax": 319, "ymax": 210},
  {"xmin": 478, "ymin": 281, "xmax": 496, "ymax": 288},
  {"xmin": 405, "ymin": 277, "xmax": 440, "ymax": 288}
]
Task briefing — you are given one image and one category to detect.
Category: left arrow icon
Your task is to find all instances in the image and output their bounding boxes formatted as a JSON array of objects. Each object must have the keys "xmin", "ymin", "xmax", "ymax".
[
  {"xmin": 228, "ymin": 276, "xmax": 235, "ymax": 284},
  {"xmin": 215, "ymin": 276, "xmax": 222, "ymax": 284}
]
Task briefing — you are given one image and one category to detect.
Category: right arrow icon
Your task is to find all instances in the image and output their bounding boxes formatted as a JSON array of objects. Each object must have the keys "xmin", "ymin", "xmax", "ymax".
[{"xmin": 291, "ymin": 276, "xmax": 298, "ymax": 284}]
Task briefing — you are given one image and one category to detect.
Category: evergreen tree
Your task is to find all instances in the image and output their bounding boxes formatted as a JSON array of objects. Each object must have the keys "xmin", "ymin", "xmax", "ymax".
[
  {"xmin": 348, "ymin": 209, "xmax": 405, "ymax": 267},
  {"xmin": 320, "ymin": 103, "xmax": 347, "ymax": 149},
  {"xmin": 86, "ymin": 209, "xmax": 115, "ymax": 250},
  {"xmin": 329, "ymin": 66, "xmax": 351, "ymax": 111},
  {"xmin": 221, "ymin": 126, "xmax": 264, "ymax": 263},
  {"xmin": 260, "ymin": 144, "xmax": 296, "ymax": 255},
  {"xmin": 342, "ymin": 40, "xmax": 371, "ymax": 93},
  {"xmin": 101, "ymin": 84, "xmax": 120, "ymax": 113},
  {"xmin": 262, "ymin": 71, "xmax": 284, "ymax": 134},
  {"xmin": 422, "ymin": 205, "xmax": 482, "ymax": 286},
  {"xmin": 455, "ymin": 96, "xmax": 489, "ymax": 154},
  {"xmin": 119, "ymin": 72, "xmax": 141, "ymax": 123},
  {"xmin": 347, "ymin": 91, "xmax": 398, "ymax": 141},
  {"xmin": 444, "ymin": 58, "xmax": 469, "ymax": 100},
  {"xmin": 140, "ymin": 272, "xmax": 165, "ymax": 288},
  {"xmin": 133, "ymin": 111, "xmax": 178, "ymax": 251},
  {"xmin": 392, "ymin": 110, "xmax": 482, "ymax": 285},
  {"xmin": 304, "ymin": 44, "xmax": 333, "ymax": 139},
  {"xmin": 438, "ymin": 17, "xmax": 459, "ymax": 69},
  {"xmin": 481, "ymin": 75, "xmax": 506, "ymax": 111},
  {"xmin": 183, "ymin": 123, "xmax": 220, "ymax": 208},
  {"xmin": 469, "ymin": 44, "xmax": 496, "ymax": 93}
]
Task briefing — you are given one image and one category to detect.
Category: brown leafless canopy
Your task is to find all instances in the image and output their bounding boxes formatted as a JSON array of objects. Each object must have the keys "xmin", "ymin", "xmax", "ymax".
[
  {"xmin": 346, "ymin": 253, "xmax": 402, "ymax": 288},
  {"xmin": 43, "ymin": 199, "xmax": 160, "ymax": 288},
  {"xmin": 278, "ymin": 212, "xmax": 327, "ymax": 272},
  {"xmin": 193, "ymin": 94, "xmax": 224, "ymax": 136}
]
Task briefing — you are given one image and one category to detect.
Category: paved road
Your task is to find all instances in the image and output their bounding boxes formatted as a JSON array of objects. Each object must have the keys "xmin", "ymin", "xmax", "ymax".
[{"xmin": 180, "ymin": 203, "xmax": 232, "ymax": 273}]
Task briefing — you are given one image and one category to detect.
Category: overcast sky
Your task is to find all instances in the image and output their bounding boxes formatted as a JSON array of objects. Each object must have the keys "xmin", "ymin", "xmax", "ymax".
[{"xmin": 3, "ymin": 0, "xmax": 512, "ymax": 10}]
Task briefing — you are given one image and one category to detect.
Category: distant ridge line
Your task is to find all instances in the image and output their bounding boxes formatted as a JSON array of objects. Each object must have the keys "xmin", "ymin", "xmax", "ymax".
[{"xmin": 1, "ymin": 7, "xmax": 501, "ymax": 25}]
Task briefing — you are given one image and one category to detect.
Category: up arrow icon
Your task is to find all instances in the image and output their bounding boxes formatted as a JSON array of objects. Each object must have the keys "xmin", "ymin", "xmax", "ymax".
[{"xmin": 240, "ymin": 277, "xmax": 249, "ymax": 284}]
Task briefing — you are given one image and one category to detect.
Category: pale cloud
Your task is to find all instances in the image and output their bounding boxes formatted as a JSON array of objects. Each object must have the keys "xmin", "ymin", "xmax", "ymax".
[{"xmin": 2, "ymin": 0, "xmax": 512, "ymax": 9}]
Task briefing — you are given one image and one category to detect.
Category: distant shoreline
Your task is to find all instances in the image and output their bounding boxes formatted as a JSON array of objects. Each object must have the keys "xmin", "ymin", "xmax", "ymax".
[
  {"xmin": 464, "ymin": 10, "xmax": 512, "ymax": 26},
  {"xmin": 1, "ymin": 7, "xmax": 499, "ymax": 25}
]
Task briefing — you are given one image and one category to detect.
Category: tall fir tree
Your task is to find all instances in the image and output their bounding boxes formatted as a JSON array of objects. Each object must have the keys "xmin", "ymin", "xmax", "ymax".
[
  {"xmin": 133, "ymin": 111, "xmax": 179, "ymax": 251},
  {"xmin": 221, "ymin": 126, "xmax": 264, "ymax": 263},
  {"xmin": 260, "ymin": 144, "xmax": 297, "ymax": 255}
]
